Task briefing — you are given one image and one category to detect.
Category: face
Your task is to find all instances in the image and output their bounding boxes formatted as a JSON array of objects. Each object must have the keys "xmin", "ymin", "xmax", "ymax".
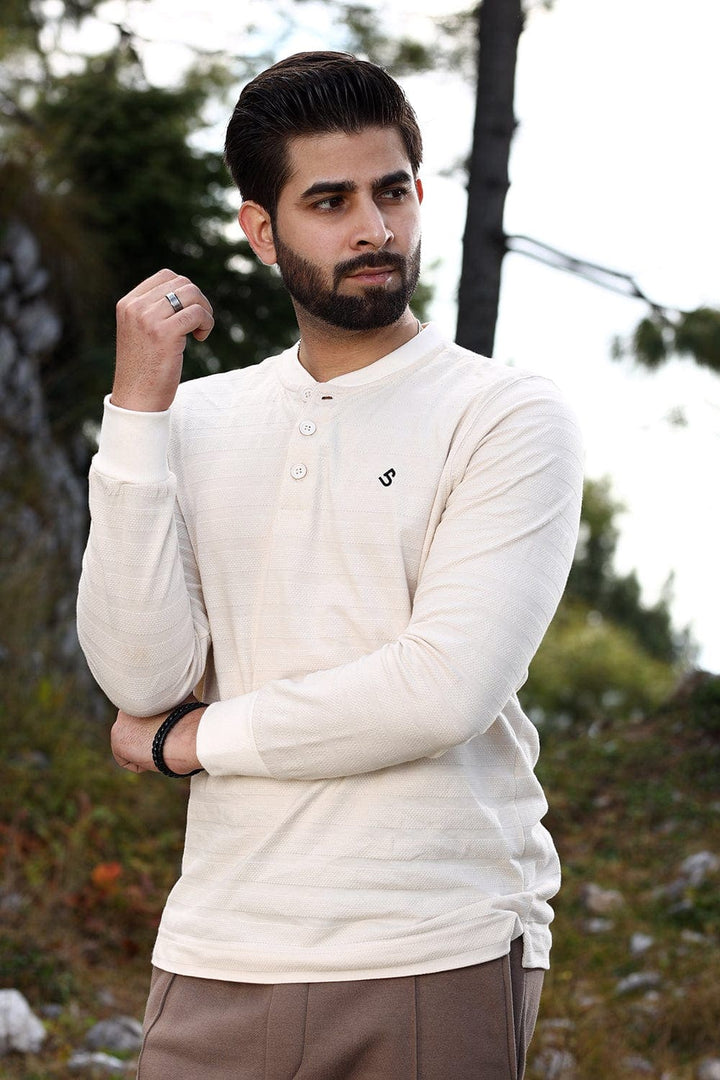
[{"xmin": 270, "ymin": 126, "xmax": 423, "ymax": 332}]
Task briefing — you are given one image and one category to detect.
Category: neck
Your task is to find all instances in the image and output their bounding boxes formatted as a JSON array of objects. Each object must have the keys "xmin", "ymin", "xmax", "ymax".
[{"xmin": 295, "ymin": 308, "xmax": 421, "ymax": 383}]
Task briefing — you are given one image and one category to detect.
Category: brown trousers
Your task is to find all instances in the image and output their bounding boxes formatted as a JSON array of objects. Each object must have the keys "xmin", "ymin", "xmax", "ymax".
[{"xmin": 137, "ymin": 939, "xmax": 543, "ymax": 1080}]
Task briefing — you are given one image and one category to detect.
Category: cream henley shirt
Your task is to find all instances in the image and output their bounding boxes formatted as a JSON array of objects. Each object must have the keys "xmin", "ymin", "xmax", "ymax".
[{"xmin": 77, "ymin": 323, "xmax": 583, "ymax": 982}]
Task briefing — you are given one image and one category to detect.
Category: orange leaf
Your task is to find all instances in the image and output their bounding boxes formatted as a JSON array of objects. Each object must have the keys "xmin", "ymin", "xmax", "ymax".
[{"xmin": 91, "ymin": 861, "xmax": 123, "ymax": 890}]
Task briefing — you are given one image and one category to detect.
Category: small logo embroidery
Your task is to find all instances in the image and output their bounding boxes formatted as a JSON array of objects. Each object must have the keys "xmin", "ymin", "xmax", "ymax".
[{"xmin": 379, "ymin": 468, "xmax": 396, "ymax": 487}]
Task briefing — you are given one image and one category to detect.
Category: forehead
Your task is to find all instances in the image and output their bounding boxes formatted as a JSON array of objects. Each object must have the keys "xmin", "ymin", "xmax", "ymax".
[{"xmin": 282, "ymin": 126, "xmax": 412, "ymax": 196}]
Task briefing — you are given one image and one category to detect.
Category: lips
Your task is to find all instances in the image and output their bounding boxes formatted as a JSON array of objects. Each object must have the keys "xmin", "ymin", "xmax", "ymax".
[
  {"xmin": 346, "ymin": 266, "xmax": 397, "ymax": 285},
  {"xmin": 333, "ymin": 254, "xmax": 406, "ymax": 291}
]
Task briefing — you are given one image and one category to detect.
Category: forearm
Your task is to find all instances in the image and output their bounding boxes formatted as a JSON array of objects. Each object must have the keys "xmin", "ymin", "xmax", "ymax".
[
  {"xmin": 196, "ymin": 388, "xmax": 584, "ymax": 780},
  {"xmin": 77, "ymin": 401, "xmax": 209, "ymax": 714}
]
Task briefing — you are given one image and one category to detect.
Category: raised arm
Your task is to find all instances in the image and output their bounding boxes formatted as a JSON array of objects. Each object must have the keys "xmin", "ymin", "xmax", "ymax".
[{"xmin": 76, "ymin": 270, "xmax": 214, "ymax": 714}]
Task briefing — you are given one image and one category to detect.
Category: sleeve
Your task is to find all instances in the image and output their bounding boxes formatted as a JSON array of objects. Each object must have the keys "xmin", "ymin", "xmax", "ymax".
[
  {"xmin": 76, "ymin": 398, "xmax": 210, "ymax": 715},
  {"xmin": 196, "ymin": 379, "xmax": 584, "ymax": 779}
]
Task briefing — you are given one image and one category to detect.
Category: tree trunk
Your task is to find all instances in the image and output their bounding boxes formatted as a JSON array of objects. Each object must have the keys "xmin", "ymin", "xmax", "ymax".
[{"xmin": 456, "ymin": 0, "xmax": 523, "ymax": 356}]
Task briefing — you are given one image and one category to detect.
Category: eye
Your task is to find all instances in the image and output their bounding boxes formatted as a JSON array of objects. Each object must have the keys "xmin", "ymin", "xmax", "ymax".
[
  {"xmin": 380, "ymin": 186, "xmax": 410, "ymax": 201},
  {"xmin": 313, "ymin": 195, "xmax": 345, "ymax": 211}
]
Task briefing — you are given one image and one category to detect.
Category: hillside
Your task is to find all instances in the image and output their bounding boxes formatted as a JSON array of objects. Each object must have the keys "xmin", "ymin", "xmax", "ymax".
[{"xmin": 1, "ymin": 672, "xmax": 719, "ymax": 1078}]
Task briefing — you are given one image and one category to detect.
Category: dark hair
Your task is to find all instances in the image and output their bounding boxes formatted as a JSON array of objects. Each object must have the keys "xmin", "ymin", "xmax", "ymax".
[{"xmin": 224, "ymin": 51, "xmax": 423, "ymax": 219}]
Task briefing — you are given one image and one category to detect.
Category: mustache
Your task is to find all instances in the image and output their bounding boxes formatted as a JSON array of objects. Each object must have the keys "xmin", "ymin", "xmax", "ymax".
[{"xmin": 333, "ymin": 251, "xmax": 406, "ymax": 290}]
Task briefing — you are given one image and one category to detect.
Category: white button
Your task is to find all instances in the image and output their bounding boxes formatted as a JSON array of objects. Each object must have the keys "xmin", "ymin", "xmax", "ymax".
[
  {"xmin": 301, "ymin": 387, "xmax": 313, "ymax": 400},
  {"xmin": 299, "ymin": 420, "xmax": 316, "ymax": 436},
  {"xmin": 290, "ymin": 463, "xmax": 307, "ymax": 480}
]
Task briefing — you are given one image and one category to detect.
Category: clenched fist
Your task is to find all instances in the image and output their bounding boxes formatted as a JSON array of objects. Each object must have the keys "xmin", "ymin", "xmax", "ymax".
[{"xmin": 112, "ymin": 268, "xmax": 214, "ymax": 412}]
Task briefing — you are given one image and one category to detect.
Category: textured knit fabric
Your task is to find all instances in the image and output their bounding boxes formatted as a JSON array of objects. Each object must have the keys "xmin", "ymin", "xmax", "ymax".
[
  {"xmin": 137, "ymin": 939, "xmax": 542, "ymax": 1080},
  {"xmin": 77, "ymin": 323, "xmax": 583, "ymax": 983}
]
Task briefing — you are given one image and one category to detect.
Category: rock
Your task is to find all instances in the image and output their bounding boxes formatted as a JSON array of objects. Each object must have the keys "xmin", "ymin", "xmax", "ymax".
[
  {"xmin": 96, "ymin": 988, "xmax": 118, "ymax": 1009},
  {"xmin": 623, "ymin": 1056, "xmax": 654, "ymax": 1074},
  {"xmin": 585, "ymin": 917, "xmax": 614, "ymax": 934},
  {"xmin": 2, "ymin": 220, "xmax": 40, "ymax": 286},
  {"xmin": 531, "ymin": 1047, "xmax": 577, "ymax": 1079},
  {"xmin": 68, "ymin": 1050, "xmax": 132, "ymax": 1074},
  {"xmin": 679, "ymin": 852, "xmax": 720, "ymax": 887},
  {"xmin": 697, "ymin": 1061, "xmax": 720, "ymax": 1080},
  {"xmin": 14, "ymin": 297, "xmax": 62, "ymax": 355},
  {"xmin": 0, "ymin": 217, "xmax": 95, "ymax": 697},
  {"xmin": 85, "ymin": 1015, "xmax": 143, "ymax": 1054},
  {"xmin": 0, "ymin": 260, "xmax": 13, "ymax": 295},
  {"xmin": 629, "ymin": 932, "xmax": 655, "ymax": 955},
  {"xmin": 615, "ymin": 971, "xmax": 662, "ymax": 996},
  {"xmin": 39, "ymin": 1004, "xmax": 64, "ymax": 1019},
  {"xmin": 581, "ymin": 883, "xmax": 624, "ymax": 914},
  {"xmin": 0, "ymin": 988, "xmax": 46, "ymax": 1054},
  {"xmin": 680, "ymin": 930, "xmax": 708, "ymax": 945}
]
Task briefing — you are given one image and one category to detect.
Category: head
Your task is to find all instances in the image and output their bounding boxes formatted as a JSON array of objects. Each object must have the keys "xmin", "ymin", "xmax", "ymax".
[
  {"xmin": 226, "ymin": 53, "xmax": 424, "ymax": 334},
  {"xmin": 225, "ymin": 51, "xmax": 423, "ymax": 222}
]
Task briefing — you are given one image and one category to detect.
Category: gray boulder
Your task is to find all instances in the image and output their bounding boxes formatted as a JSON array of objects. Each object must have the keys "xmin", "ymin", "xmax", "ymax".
[{"xmin": 0, "ymin": 988, "xmax": 46, "ymax": 1055}]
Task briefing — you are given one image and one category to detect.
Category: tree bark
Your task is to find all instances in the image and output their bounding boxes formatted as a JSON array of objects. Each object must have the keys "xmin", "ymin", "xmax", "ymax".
[{"xmin": 456, "ymin": 0, "xmax": 523, "ymax": 356}]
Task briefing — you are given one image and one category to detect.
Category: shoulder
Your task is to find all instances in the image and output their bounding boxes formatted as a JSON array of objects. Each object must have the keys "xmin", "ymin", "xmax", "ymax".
[
  {"xmin": 170, "ymin": 350, "xmax": 287, "ymax": 431},
  {"xmin": 420, "ymin": 328, "xmax": 579, "ymax": 429}
]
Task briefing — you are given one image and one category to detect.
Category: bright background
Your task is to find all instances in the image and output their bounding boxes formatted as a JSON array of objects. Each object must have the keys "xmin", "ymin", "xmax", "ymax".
[{"xmin": 61, "ymin": 0, "xmax": 720, "ymax": 670}]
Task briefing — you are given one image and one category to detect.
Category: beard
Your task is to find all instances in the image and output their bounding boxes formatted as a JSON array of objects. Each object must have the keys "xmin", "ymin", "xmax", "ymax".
[{"xmin": 273, "ymin": 234, "xmax": 421, "ymax": 332}]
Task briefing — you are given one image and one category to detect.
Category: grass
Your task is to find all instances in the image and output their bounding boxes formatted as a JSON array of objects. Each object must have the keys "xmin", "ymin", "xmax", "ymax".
[
  {"xmin": 529, "ymin": 674, "xmax": 720, "ymax": 1077},
  {"xmin": 2, "ymin": 667, "xmax": 720, "ymax": 1078}
]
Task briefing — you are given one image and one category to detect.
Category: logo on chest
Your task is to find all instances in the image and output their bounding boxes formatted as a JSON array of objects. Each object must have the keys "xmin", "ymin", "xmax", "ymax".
[{"xmin": 378, "ymin": 468, "xmax": 396, "ymax": 487}]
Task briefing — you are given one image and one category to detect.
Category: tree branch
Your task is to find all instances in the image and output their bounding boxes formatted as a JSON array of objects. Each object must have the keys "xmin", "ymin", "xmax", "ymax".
[{"xmin": 505, "ymin": 233, "xmax": 689, "ymax": 316}]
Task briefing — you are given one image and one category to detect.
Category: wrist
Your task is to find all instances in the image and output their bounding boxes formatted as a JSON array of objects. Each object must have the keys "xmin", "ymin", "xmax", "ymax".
[
  {"xmin": 163, "ymin": 708, "xmax": 206, "ymax": 776},
  {"xmin": 152, "ymin": 702, "xmax": 207, "ymax": 778},
  {"xmin": 95, "ymin": 396, "xmax": 171, "ymax": 484},
  {"xmin": 110, "ymin": 387, "xmax": 176, "ymax": 412}
]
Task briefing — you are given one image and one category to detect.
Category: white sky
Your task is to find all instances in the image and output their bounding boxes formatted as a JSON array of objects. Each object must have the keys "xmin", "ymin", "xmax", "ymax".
[{"xmin": 62, "ymin": 0, "xmax": 720, "ymax": 671}]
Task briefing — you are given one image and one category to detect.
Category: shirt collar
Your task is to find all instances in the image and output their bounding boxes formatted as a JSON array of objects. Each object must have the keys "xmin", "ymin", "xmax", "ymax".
[{"xmin": 274, "ymin": 322, "xmax": 445, "ymax": 392}]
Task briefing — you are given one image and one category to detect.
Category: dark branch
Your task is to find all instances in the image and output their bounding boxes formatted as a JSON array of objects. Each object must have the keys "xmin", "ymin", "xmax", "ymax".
[{"xmin": 506, "ymin": 233, "xmax": 690, "ymax": 316}]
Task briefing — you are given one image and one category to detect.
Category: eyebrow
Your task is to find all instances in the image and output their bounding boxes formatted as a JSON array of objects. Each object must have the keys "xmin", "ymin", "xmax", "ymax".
[{"xmin": 299, "ymin": 170, "xmax": 413, "ymax": 201}]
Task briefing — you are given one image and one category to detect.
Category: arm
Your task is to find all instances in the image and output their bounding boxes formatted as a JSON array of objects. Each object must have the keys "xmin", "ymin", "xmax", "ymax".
[
  {"xmin": 76, "ymin": 270, "xmax": 214, "ymax": 714},
  {"xmin": 187, "ymin": 380, "xmax": 583, "ymax": 780}
]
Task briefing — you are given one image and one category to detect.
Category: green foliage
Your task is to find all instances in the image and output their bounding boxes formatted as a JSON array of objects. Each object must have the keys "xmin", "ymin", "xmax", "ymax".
[
  {"xmin": 688, "ymin": 673, "xmax": 720, "ymax": 736},
  {"xmin": 523, "ymin": 602, "xmax": 675, "ymax": 725},
  {"xmin": 674, "ymin": 306, "xmax": 720, "ymax": 370},
  {"xmin": 632, "ymin": 312, "xmax": 669, "ymax": 368},
  {"xmin": 566, "ymin": 477, "xmax": 682, "ymax": 664},
  {"xmin": 620, "ymin": 305, "xmax": 720, "ymax": 374},
  {"xmin": 523, "ymin": 476, "xmax": 687, "ymax": 726},
  {"xmin": 11, "ymin": 50, "xmax": 296, "ymax": 442}
]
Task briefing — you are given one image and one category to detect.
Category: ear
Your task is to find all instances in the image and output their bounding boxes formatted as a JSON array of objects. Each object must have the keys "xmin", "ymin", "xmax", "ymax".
[
  {"xmin": 238, "ymin": 201, "xmax": 277, "ymax": 265},
  {"xmin": 415, "ymin": 177, "xmax": 424, "ymax": 205}
]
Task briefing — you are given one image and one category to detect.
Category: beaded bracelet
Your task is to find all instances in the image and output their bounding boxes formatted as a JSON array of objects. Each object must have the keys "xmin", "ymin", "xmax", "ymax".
[{"xmin": 151, "ymin": 700, "xmax": 207, "ymax": 778}]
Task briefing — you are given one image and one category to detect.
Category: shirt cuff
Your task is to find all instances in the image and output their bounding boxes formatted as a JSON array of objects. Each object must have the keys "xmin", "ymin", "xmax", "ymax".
[
  {"xmin": 195, "ymin": 692, "xmax": 272, "ymax": 777},
  {"xmin": 93, "ymin": 395, "xmax": 171, "ymax": 483}
]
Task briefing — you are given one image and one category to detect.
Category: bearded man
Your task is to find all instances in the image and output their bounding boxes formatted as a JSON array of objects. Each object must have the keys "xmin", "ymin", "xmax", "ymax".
[{"xmin": 77, "ymin": 51, "xmax": 583, "ymax": 1080}]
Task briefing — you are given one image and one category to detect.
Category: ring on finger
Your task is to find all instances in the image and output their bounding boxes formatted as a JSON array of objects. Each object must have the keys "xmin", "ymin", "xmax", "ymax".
[{"xmin": 164, "ymin": 291, "xmax": 183, "ymax": 314}]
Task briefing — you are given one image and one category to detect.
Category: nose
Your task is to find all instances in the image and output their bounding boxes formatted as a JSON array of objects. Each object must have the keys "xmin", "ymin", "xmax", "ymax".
[{"xmin": 351, "ymin": 198, "xmax": 393, "ymax": 250}]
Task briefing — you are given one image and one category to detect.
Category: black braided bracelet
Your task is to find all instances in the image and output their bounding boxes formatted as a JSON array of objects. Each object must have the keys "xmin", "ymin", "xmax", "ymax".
[{"xmin": 151, "ymin": 701, "xmax": 208, "ymax": 778}]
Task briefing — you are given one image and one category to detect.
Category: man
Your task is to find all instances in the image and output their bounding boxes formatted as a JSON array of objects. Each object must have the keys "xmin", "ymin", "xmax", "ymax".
[{"xmin": 77, "ymin": 52, "xmax": 583, "ymax": 1080}]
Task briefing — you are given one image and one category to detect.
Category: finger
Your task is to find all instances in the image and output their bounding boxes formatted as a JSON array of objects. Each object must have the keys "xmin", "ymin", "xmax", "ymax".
[
  {"xmin": 164, "ymin": 303, "xmax": 215, "ymax": 342},
  {"xmin": 159, "ymin": 282, "xmax": 214, "ymax": 321},
  {"xmin": 122, "ymin": 268, "xmax": 178, "ymax": 303}
]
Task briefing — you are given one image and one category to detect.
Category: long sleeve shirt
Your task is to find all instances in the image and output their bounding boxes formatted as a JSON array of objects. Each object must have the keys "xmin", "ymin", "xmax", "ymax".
[{"xmin": 77, "ymin": 323, "xmax": 583, "ymax": 982}]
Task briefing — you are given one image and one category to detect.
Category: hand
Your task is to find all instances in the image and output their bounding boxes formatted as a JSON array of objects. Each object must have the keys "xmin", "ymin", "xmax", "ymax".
[
  {"xmin": 112, "ymin": 268, "xmax": 214, "ymax": 412},
  {"xmin": 111, "ymin": 698, "xmax": 207, "ymax": 775}
]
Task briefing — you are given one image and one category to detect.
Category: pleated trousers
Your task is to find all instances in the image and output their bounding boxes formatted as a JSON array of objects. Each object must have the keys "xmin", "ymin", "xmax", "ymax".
[{"xmin": 137, "ymin": 938, "xmax": 543, "ymax": 1080}]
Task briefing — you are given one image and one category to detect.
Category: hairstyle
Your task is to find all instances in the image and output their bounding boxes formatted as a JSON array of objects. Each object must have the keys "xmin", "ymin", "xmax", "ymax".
[{"xmin": 224, "ymin": 51, "xmax": 423, "ymax": 219}]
